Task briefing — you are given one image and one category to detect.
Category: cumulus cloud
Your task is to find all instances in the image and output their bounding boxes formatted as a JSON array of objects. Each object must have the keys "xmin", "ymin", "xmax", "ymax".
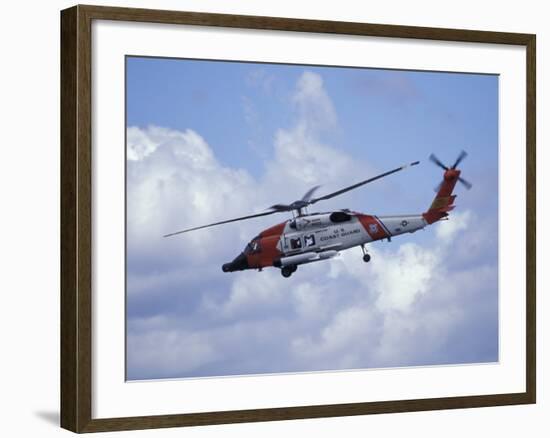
[
  {"xmin": 291, "ymin": 304, "xmax": 379, "ymax": 370},
  {"xmin": 220, "ymin": 271, "xmax": 289, "ymax": 319},
  {"xmin": 126, "ymin": 125, "xmax": 260, "ymax": 268},
  {"xmin": 263, "ymin": 71, "xmax": 369, "ymax": 200},
  {"xmin": 128, "ymin": 325, "xmax": 219, "ymax": 378},
  {"xmin": 436, "ymin": 210, "xmax": 472, "ymax": 243},
  {"xmin": 126, "ymin": 70, "xmax": 498, "ymax": 380},
  {"xmin": 372, "ymin": 243, "xmax": 438, "ymax": 312},
  {"xmin": 127, "ymin": 126, "xmax": 159, "ymax": 161},
  {"xmin": 292, "ymin": 71, "xmax": 337, "ymax": 130}
]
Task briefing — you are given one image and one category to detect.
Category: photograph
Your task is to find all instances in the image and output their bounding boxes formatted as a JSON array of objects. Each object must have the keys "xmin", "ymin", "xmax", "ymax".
[
  {"xmin": 125, "ymin": 57, "xmax": 499, "ymax": 381},
  {"xmin": 0, "ymin": 0, "xmax": 542, "ymax": 435}
]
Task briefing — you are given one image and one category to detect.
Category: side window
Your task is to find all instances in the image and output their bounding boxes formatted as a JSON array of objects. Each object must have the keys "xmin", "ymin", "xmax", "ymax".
[
  {"xmin": 304, "ymin": 234, "xmax": 316, "ymax": 247},
  {"xmin": 290, "ymin": 237, "xmax": 302, "ymax": 250},
  {"xmin": 330, "ymin": 211, "xmax": 352, "ymax": 223}
]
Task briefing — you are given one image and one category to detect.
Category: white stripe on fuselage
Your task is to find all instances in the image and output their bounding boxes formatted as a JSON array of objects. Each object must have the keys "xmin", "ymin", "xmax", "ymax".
[
  {"xmin": 278, "ymin": 214, "xmax": 427, "ymax": 257},
  {"xmin": 278, "ymin": 216, "xmax": 367, "ymax": 255},
  {"xmin": 377, "ymin": 215, "xmax": 427, "ymax": 238}
]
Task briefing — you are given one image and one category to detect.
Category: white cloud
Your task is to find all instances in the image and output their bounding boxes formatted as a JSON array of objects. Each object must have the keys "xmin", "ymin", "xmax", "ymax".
[
  {"xmin": 126, "ymin": 126, "xmax": 261, "ymax": 267},
  {"xmin": 292, "ymin": 281, "xmax": 331, "ymax": 321},
  {"xmin": 264, "ymin": 71, "xmax": 367, "ymax": 195},
  {"xmin": 372, "ymin": 243, "xmax": 438, "ymax": 312},
  {"xmin": 291, "ymin": 304, "xmax": 377, "ymax": 369},
  {"xmin": 292, "ymin": 71, "xmax": 337, "ymax": 130},
  {"xmin": 221, "ymin": 271, "xmax": 287, "ymax": 318},
  {"xmin": 127, "ymin": 126, "xmax": 159, "ymax": 161},
  {"xmin": 127, "ymin": 327, "xmax": 218, "ymax": 378},
  {"xmin": 436, "ymin": 210, "xmax": 472, "ymax": 244}
]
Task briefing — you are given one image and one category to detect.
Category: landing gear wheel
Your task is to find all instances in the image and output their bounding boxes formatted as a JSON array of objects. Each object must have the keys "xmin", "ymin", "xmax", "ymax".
[
  {"xmin": 361, "ymin": 245, "xmax": 371, "ymax": 263},
  {"xmin": 290, "ymin": 265, "xmax": 298, "ymax": 273},
  {"xmin": 281, "ymin": 266, "xmax": 293, "ymax": 278}
]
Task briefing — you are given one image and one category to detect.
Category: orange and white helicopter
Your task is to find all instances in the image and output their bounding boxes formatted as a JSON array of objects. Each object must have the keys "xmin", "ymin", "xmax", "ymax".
[{"xmin": 165, "ymin": 152, "xmax": 471, "ymax": 278}]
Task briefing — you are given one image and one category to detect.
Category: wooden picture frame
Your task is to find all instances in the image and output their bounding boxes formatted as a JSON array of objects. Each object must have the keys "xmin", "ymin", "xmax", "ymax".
[{"xmin": 60, "ymin": 4, "xmax": 536, "ymax": 433}]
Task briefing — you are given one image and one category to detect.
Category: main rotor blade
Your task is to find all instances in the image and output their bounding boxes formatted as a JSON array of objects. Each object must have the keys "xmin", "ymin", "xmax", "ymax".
[
  {"xmin": 301, "ymin": 185, "xmax": 321, "ymax": 202},
  {"xmin": 458, "ymin": 176, "xmax": 473, "ymax": 190},
  {"xmin": 309, "ymin": 161, "xmax": 420, "ymax": 204},
  {"xmin": 163, "ymin": 209, "xmax": 280, "ymax": 237},
  {"xmin": 429, "ymin": 153, "xmax": 449, "ymax": 171},
  {"xmin": 268, "ymin": 203, "xmax": 294, "ymax": 212},
  {"xmin": 451, "ymin": 150, "xmax": 468, "ymax": 169}
]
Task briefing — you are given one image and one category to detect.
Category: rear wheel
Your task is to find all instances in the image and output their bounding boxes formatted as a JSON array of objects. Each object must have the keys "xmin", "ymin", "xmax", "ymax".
[{"xmin": 363, "ymin": 254, "xmax": 371, "ymax": 263}]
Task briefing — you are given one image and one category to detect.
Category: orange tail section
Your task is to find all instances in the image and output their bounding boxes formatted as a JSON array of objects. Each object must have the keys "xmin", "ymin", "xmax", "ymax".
[{"xmin": 423, "ymin": 169, "xmax": 461, "ymax": 224}]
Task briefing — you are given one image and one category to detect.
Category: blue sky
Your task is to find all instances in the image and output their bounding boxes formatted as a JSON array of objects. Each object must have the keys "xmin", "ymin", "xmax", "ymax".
[{"xmin": 126, "ymin": 56, "xmax": 499, "ymax": 380}]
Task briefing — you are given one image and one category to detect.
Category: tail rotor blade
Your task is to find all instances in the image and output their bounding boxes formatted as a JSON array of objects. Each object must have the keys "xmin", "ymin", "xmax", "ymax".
[
  {"xmin": 451, "ymin": 150, "xmax": 468, "ymax": 169},
  {"xmin": 429, "ymin": 153, "xmax": 449, "ymax": 171},
  {"xmin": 458, "ymin": 176, "xmax": 472, "ymax": 190}
]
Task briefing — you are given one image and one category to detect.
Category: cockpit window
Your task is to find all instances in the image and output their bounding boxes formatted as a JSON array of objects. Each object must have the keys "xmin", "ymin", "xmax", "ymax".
[{"xmin": 244, "ymin": 238, "xmax": 261, "ymax": 254}]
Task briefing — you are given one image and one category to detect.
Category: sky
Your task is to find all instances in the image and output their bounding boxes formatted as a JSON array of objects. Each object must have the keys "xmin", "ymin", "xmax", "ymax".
[{"xmin": 125, "ymin": 56, "xmax": 499, "ymax": 380}]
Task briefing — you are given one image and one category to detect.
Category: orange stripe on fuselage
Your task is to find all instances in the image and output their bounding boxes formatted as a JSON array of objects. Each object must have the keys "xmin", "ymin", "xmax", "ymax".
[
  {"xmin": 257, "ymin": 236, "xmax": 283, "ymax": 267},
  {"xmin": 259, "ymin": 222, "xmax": 287, "ymax": 238},
  {"xmin": 247, "ymin": 221, "xmax": 286, "ymax": 268},
  {"xmin": 357, "ymin": 214, "xmax": 389, "ymax": 241}
]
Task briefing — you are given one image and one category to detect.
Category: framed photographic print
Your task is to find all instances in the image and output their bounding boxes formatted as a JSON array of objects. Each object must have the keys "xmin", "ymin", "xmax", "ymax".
[{"xmin": 60, "ymin": 4, "xmax": 536, "ymax": 433}]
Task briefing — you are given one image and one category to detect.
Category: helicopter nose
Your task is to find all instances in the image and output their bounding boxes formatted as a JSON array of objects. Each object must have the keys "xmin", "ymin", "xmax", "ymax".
[{"xmin": 222, "ymin": 252, "xmax": 249, "ymax": 272}]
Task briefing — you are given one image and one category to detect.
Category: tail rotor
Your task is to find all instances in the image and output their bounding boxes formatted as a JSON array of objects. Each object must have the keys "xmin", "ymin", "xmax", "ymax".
[
  {"xmin": 424, "ymin": 150, "xmax": 472, "ymax": 225},
  {"xmin": 429, "ymin": 150, "xmax": 472, "ymax": 191}
]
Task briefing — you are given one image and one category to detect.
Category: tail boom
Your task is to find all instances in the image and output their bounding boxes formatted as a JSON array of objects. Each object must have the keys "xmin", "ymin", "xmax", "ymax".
[{"xmin": 423, "ymin": 169, "xmax": 461, "ymax": 224}]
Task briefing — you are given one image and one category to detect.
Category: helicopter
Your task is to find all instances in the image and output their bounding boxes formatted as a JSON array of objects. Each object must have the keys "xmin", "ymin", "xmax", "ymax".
[{"xmin": 164, "ymin": 151, "xmax": 472, "ymax": 278}]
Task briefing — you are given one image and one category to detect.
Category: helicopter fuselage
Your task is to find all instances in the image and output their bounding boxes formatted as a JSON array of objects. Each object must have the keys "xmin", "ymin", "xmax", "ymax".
[{"xmin": 222, "ymin": 211, "xmax": 427, "ymax": 273}]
